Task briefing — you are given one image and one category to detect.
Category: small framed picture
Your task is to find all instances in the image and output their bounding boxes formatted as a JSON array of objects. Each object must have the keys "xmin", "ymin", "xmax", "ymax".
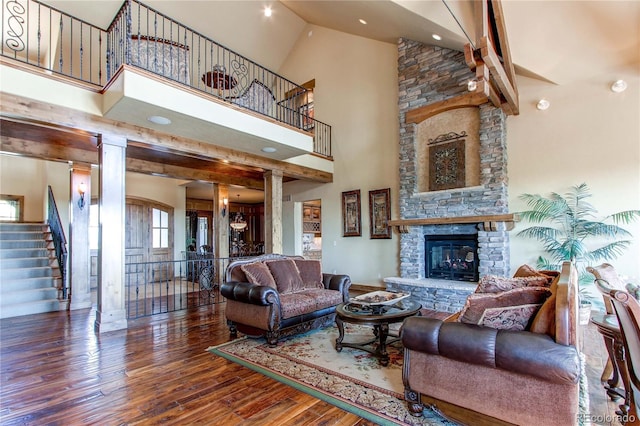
[
  {"xmin": 369, "ymin": 188, "xmax": 391, "ymax": 239},
  {"xmin": 342, "ymin": 190, "xmax": 361, "ymax": 237}
]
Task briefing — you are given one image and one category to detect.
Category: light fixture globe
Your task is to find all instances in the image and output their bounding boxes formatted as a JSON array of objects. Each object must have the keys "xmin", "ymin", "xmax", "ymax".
[
  {"xmin": 611, "ymin": 80, "xmax": 628, "ymax": 93},
  {"xmin": 230, "ymin": 213, "xmax": 247, "ymax": 231}
]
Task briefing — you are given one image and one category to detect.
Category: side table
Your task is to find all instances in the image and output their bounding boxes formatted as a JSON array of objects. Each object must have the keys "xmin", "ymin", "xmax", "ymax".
[{"xmin": 590, "ymin": 311, "xmax": 631, "ymax": 415}]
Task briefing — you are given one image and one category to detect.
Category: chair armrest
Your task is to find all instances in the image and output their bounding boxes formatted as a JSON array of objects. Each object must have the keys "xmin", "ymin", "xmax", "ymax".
[
  {"xmin": 220, "ymin": 281, "xmax": 279, "ymax": 306},
  {"xmin": 401, "ymin": 316, "xmax": 580, "ymax": 385},
  {"xmin": 323, "ymin": 273, "xmax": 352, "ymax": 302}
]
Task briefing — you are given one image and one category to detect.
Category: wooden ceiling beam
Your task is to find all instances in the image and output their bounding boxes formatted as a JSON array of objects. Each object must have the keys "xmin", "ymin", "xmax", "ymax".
[
  {"xmin": 126, "ymin": 159, "xmax": 265, "ymax": 190},
  {"xmin": 479, "ymin": 36, "xmax": 519, "ymax": 115},
  {"xmin": 1, "ymin": 93, "xmax": 332, "ymax": 184},
  {"xmin": 0, "ymin": 135, "xmax": 97, "ymax": 164},
  {"xmin": 489, "ymin": 0, "xmax": 518, "ymax": 95}
]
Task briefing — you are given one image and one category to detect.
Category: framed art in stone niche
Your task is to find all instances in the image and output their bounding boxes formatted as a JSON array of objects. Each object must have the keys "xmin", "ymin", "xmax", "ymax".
[
  {"xmin": 429, "ymin": 138, "xmax": 465, "ymax": 191},
  {"xmin": 369, "ymin": 188, "xmax": 391, "ymax": 239},
  {"xmin": 342, "ymin": 190, "xmax": 361, "ymax": 237}
]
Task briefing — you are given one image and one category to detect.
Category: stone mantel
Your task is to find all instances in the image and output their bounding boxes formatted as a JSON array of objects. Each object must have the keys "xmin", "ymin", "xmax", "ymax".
[{"xmin": 388, "ymin": 213, "xmax": 517, "ymax": 233}]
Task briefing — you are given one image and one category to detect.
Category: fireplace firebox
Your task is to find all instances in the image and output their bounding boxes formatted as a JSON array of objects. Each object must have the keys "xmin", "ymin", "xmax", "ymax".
[{"xmin": 425, "ymin": 235, "xmax": 478, "ymax": 282}]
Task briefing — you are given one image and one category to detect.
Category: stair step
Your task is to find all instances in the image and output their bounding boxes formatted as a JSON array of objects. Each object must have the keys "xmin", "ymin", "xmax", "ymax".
[
  {"xmin": 1, "ymin": 266, "xmax": 53, "ymax": 280},
  {"xmin": 0, "ymin": 299, "xmax": 60, "ymax": 319},
  {"xmin": 0, "ymin": 231, "xmax": 45, "ymax": 241},
  {"xmin": 0, "ymin": 223, "xmax": 46, "ymax": 232},
  {"xmin": 0, "ymin": 276, "xmax": 57, "ymax": 292},
  {"xmin": 0, "ymin": 287, "xmax": 59, "ymax": 304},
  {"xmin": 0, "ymin": 248, "xmax": 49, "ymax": 259},
  {"xmin": 0, "ymin": 240, "xmax": 47, "ymax": 250},
  {"xmin": 0, "ymin": 257, "xmax": 50, "ymax": 268}
]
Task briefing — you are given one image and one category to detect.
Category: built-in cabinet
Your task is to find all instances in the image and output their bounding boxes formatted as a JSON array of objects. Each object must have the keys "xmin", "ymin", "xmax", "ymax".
[{"xmin": 303, "ymin": 204, "xmax": 321, "ymax": 235}]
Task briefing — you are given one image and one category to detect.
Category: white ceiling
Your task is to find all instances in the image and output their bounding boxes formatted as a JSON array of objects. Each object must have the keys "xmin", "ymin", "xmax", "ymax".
[{"xmin": 42, "ymin": 0, "xmax": 640, "ymax": 202}]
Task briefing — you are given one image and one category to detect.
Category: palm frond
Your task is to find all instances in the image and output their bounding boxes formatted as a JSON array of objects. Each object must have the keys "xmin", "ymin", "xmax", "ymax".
[
  {"xmin": 588, "ymin": 241, "xmax": 632, "ymax": 262},
  {"xmin": 608, "ymin": 210, "xmax": 640, "ymax": 225},
  {"xmin": 581, "ymin": 222, "xmax": 632, "ymax": 239},
  {"xmin": 516, "ymin": 226, "xmax": 560, "ymax": 242}
]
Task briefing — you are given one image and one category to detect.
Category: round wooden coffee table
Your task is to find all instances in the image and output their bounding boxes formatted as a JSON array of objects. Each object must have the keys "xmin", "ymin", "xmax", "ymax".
[{"xmin": 335, "ymin": 299, "xmax": 421, "ymax": 366}]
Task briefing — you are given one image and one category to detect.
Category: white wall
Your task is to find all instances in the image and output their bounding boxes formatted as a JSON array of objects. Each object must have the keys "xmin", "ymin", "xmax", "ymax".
[
  {"xmin": 279, "ymin": 25, "xmax": 400, "ymax": 287},
  {"xmin": 508, "ymin": 72, "xmax": 640, "ymax": 279}
]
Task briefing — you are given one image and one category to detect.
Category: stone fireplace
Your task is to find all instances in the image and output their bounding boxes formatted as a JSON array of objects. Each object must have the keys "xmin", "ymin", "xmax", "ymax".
[{"xmin": 384, "ymin": 39, "xmax": 512, "ymax": 313}]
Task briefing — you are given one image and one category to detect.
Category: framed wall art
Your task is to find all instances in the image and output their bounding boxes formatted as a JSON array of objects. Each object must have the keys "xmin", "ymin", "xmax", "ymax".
[
  {"xmin": 369, "ymin": 188, "xmax": 391, "ymax": 239},
  {"xmin": 341, "ymin": 190, "xmax": 361, "ymax": 237}
]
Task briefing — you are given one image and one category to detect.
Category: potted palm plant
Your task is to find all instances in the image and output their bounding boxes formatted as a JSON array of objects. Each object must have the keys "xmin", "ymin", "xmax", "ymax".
[{"xmin": 516, "ymin": 183, "xmax": 640, "ymax": 323}]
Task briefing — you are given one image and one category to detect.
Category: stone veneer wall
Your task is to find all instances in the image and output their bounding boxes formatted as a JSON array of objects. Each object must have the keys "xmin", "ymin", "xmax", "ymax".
[{"xmin": 397, "ymin": 38, "xmax": 510, "ymax": 279}]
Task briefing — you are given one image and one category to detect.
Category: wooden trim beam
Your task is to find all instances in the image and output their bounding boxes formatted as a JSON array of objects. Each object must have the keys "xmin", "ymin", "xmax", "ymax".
[
  {"xmin": 0, "ymin": 93, "xmax": 332, "ymax": 183},
  {"xmin": 389, "ymin": 214, "xmax": 517, "ymax": 232},
  {"xmin": 489, "ymin": 0, "xmax": 518, "ymax": 95},
  {"xmin": 405, "ymin": 92, "xmax": 488, "ymax": 125},
  {"xmin": 479, "ymin": 36, "xmax": 519, "ymax": 115}
]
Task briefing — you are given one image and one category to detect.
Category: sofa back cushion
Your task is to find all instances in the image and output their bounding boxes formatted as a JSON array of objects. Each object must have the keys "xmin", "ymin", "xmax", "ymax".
[
  {"xmin": 459, "ymin": 287, "xmax": 552, "ymax": 331},
  {"xmin": 476, "ymin": 274, "xmax": 550, "ymax": 293},
  {"xmin": 266, "ymin": 259, "xmax": 304, "ymax": 294},
  {"xmin": 240, "ymin": 262, "xmax": 277, "ymax": 289},
  {"xmin": 294, "ymin": 259, "xmax": 324, "ymax": 290}
]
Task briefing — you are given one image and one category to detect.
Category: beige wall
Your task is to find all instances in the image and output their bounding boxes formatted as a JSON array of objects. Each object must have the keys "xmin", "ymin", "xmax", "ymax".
[
  {"xmin": 280, "ymin": 25, "xmax": 400, "ymax": 287},
  {"xmin": 508, "ymin": 72, "xmax": 640, "ymax": 279}
]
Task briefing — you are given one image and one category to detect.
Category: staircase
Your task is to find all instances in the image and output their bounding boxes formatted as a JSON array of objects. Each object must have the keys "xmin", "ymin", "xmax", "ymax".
[{"xmin": 0, "ymin": 222, "xmax": 63, "ymax": 319}]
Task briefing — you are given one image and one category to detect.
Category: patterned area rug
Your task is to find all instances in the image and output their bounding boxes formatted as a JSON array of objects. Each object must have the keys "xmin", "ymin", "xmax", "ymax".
[
  {"xmin": 209, "ymin": 324, "xmax": 458, "ymax": 425},
  {"xmin": 208, "ymin": 324, "xmax": 590, "ymax": 426}
]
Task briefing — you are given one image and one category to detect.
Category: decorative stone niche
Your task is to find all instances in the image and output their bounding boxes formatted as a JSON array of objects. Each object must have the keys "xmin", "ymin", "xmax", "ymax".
[{"xmin": 417, "ymin": 108, "xmax": 480, "ymax": 193}]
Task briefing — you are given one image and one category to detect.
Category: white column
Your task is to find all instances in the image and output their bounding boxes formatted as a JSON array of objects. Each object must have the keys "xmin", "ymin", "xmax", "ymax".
[
  {"xmin": 264, "ymin": 170, "xmax": 283, "ymax": 254},
  {"xmin": 69, "ymin": 163, "xmax": 92, "ymax": 310},
  {"xmin": 214, "ymin": 184, "xmax": 229, "ymax": 282},
  {"xmin": 94, "ymin": 134, "xmax": 127, "ymax": 333}
]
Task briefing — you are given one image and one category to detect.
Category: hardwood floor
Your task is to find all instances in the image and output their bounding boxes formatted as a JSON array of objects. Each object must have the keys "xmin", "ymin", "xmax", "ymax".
[{"xmin": 0, "ymin": 299, "xmax": 625, "ymax": 425}]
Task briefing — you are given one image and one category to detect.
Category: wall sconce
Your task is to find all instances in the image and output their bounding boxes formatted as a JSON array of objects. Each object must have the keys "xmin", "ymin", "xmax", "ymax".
[
  {"xmin": 221, "ymin": 197, "xmax": 228, "ymax": 217},
  {"xmin": 467, "ymin": 79, "xmax": 477, "ymax": 92},
  {"xmin": 78, "ymin": 182, "xmax": 87, "ymax": 210}
]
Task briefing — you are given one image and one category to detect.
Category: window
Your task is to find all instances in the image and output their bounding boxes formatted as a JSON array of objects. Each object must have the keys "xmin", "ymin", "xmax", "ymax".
[
  {"xmin": 152, "ymin": 208, "xmax": 169, "ymax": 248},
  {"xmin": 0, "ymin": 195, "xmax": 24, "ymax": 221}
]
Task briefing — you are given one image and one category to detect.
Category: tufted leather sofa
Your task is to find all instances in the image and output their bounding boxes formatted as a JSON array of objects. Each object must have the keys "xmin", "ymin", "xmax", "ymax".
[
  {"xmin": 401, "ymin": 261, "xmax": 581, "ymax": 425},
  {"xmin": 221, "ymin": 254, "xmax": 351, "ymax": 346}
]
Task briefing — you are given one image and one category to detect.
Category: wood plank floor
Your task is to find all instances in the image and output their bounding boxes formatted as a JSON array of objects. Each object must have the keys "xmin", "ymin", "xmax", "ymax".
[{"xmin": 0, "ymin": 300, "xmax": 625, "ymax": 425}]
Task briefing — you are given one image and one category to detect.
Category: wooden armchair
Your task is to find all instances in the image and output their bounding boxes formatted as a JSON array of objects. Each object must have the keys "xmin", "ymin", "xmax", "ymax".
[{"xmin": 596, "ymin": 278, "xmax": 640, "ymax": 425}]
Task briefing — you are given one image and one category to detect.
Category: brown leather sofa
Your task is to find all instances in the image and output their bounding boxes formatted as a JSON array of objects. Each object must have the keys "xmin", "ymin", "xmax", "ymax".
[
  {"xmin": 401, "ymin": 261, "xmax": 581, "ymax": 425},
  {"xmin": 221, "ymin": 254, "xmax": 351, "ymax": 346}
]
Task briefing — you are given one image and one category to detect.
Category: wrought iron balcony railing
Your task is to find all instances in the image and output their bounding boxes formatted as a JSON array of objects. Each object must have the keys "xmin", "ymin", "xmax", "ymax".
[{"xmin": 1, "ymin": 0, "xmax": 331, "ymax": 158}]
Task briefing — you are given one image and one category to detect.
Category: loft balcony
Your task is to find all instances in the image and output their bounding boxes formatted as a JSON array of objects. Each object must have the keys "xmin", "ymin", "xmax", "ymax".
[{"xmin": 1, "ymin": 0, "xmax": 332, "ymax": 170}]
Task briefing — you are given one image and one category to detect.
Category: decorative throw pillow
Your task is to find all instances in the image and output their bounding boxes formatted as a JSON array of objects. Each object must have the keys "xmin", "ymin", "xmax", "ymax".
[
  {"xmin": 240, "ymin": 262, "xmax": 277, "ymax": 289},
  {"xmin": 293, "ymin": 259, "xmax": 324, "ymax": 290},
  {"xmin": 529, "ymin": 278, "xmax": 559, "ymax": 338},
  {"xmin": 475, "ymin": 274, "xmax": 550, "ymax": 293},
  {"xmin": 459, "ymin": 287, "xmax": 552, "ymax": 331},
  {"xmin": 265, "ymin": 259, "xmax": 304, "ymax": 294}
]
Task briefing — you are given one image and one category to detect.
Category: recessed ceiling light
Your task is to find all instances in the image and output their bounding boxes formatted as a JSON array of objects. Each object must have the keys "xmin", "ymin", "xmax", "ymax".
[
  {"xmin": 359, "ymin": 18, "xmax": 367, "ymax": 25},
  {"xmin": 147, "ymin": 115, "xmax": 171, "ymax": 125},
  {"xmin": 611, "ymin": 79, "xmax": 627, "ymax": 93},
  {"xmin": 432, "ymin": 34, "xmax": 442, "ymax": 41},
  {"xmin": 536, "ymin": 99, "xmax": 550, "ymax": 110},
  {"xmin": 264, "ymin": 6, "xmax": 272, "ymax": 17},
  {"xmin": 261, "ymin": 147, "xmax": 277, "ymax": 153}
]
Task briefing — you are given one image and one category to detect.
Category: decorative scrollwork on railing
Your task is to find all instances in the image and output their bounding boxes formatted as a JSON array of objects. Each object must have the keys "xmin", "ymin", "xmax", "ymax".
[
  {"xmin": 428, "ymin": 131, "xmax": 467, "ymax": 145},
  {"xmin": 230, "ymin": 59, "xmax": 248, "ymax": 96},
  {"xmin": 5, "ymin": 0, "xmax": 26, "ymax": 53}
]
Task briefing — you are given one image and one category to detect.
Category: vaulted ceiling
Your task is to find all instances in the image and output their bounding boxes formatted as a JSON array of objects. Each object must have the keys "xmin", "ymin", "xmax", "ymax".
[{"xmin": 44, "ymin": 0, "xmax": 639, "ymax": 86}]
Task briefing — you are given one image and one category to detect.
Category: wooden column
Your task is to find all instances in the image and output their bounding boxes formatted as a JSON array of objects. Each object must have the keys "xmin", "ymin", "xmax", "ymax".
[
  {"xmin": 95, "ymin": 134, "xmax": 127, "ymax": 333},
  {"xmin": 69, "ymin": 163, "xmax": 92, "ymax": 311},
  {"xmin": 264, "ymin": 170, "xmax": 283, "ymax": 254},
  {"xmin": 214, "ymin": 184, "xmax": 229, "ymax": 282}
]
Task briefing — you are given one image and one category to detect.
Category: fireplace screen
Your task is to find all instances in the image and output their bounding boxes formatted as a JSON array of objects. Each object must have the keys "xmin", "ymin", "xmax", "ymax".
[{"xmin": 425, "ymin": 235, "xmax": 478, "ymax": 282}]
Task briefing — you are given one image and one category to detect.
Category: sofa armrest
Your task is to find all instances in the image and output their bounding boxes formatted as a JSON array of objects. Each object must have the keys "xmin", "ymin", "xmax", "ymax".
[
  {"xmin": 220, "ymin": 281, "xmax": 280, "ymax": 306},
  {"xmin": 401, "ymin": 317, "xmax": 580, "ymax": 385},
  {"xmin": 323, "ymin": 273, "xmax": 352, "ymax": 302}
]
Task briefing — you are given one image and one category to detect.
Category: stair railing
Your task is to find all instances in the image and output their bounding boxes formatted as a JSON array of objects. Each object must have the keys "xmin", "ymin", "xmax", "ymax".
[{"xmin": 47, "ymin": 186, "xmax": 68, "ymax": 299}]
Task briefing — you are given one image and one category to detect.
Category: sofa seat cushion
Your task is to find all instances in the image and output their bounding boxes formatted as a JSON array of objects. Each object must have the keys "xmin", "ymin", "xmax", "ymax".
[
  {"xmin": 402, "ymin": 317, "xmax": 580, "ymax": 385},
  {"xmin": 279, "ymin": 289, "xmax": 343, "ymax": 319}
]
